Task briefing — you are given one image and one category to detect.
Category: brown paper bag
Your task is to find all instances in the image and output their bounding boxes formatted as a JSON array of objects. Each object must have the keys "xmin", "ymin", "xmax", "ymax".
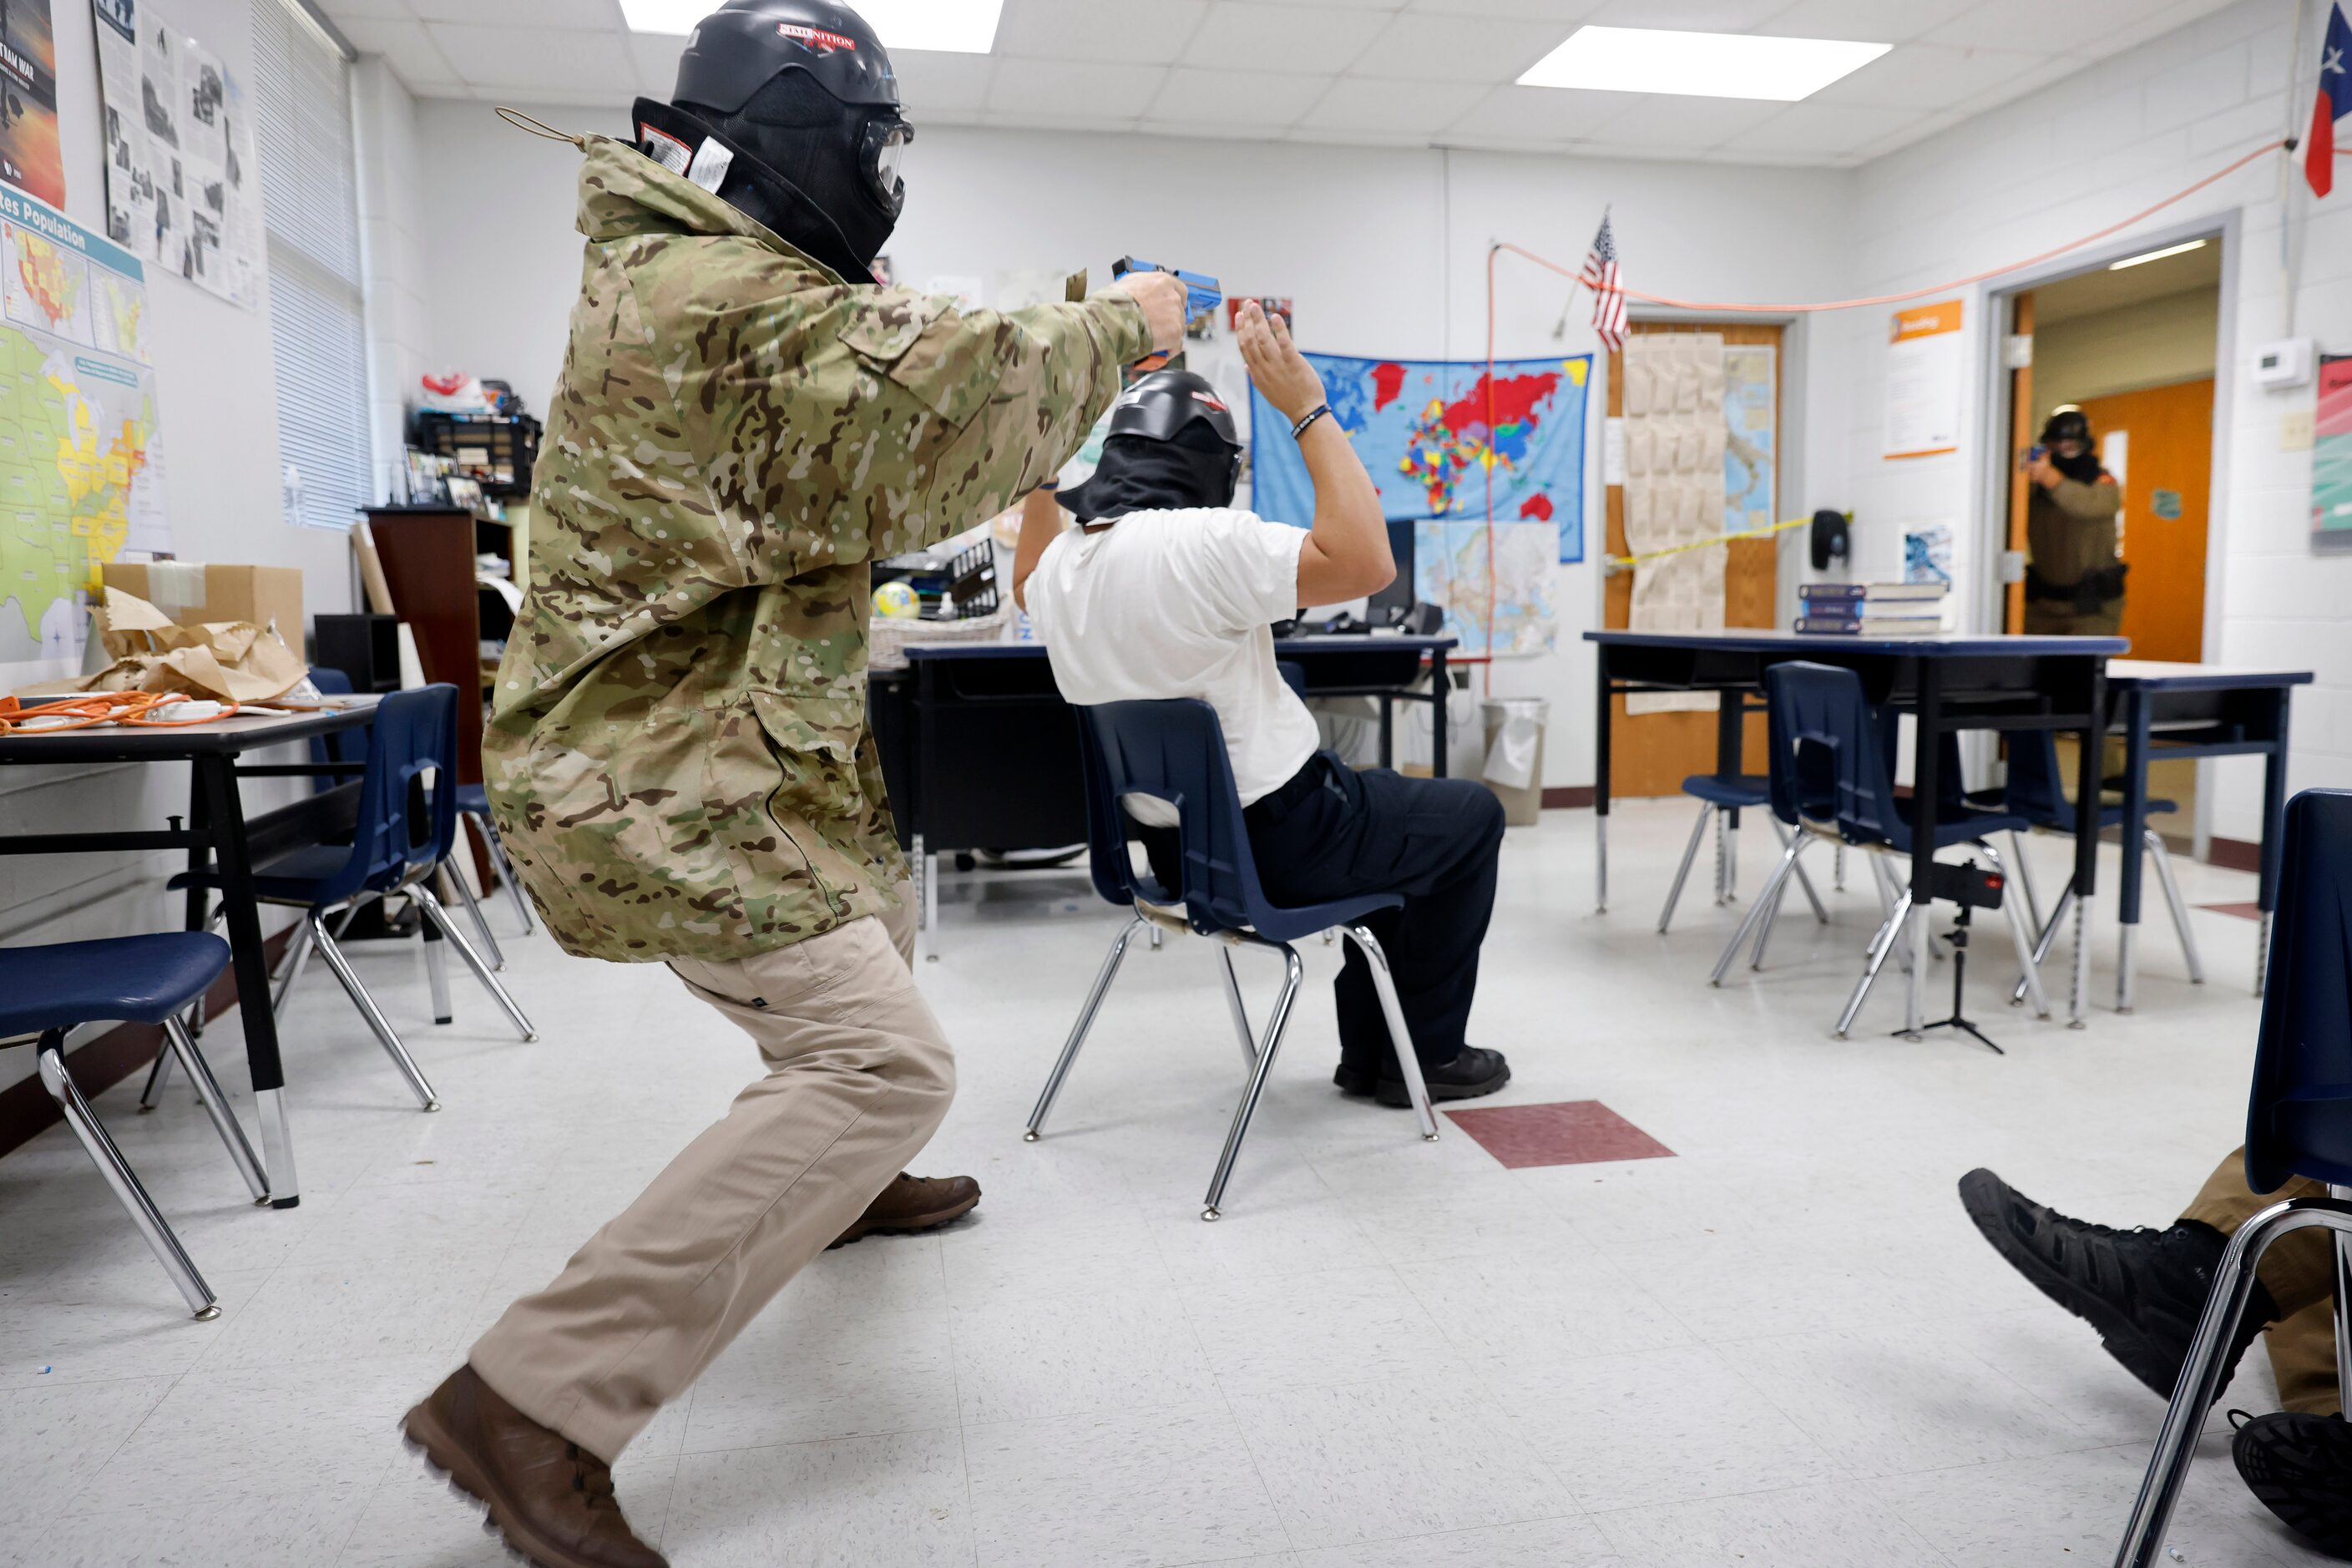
[{"xmin": 23, "ymin": 588, "xmax": 308, "ymax": 703}]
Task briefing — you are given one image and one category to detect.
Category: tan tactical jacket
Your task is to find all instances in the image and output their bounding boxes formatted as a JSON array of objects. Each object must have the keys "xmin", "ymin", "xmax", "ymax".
[{"xmin": 486, "ymin": 136, "xmax": 1149, "ymax": 962}]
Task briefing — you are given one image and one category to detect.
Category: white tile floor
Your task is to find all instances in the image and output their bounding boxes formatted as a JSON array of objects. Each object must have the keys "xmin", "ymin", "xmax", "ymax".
[{"xmin": 0, "ymin": 801, "xmax": 2331, "ymax": 1566}]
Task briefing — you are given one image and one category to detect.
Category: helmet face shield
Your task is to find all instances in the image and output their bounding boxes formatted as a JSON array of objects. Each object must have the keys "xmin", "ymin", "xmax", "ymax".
[{"xmin": 862, "ymin": 116, "xmax": 912, "ymax": 217}]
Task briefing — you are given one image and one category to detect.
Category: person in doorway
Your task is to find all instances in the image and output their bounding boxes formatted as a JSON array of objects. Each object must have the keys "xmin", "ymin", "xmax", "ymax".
[
  {"xmin": 2021, "ymin": 404, "xmax": 2127, "ymax": 635},
  {"xmin": 1014, "ymin": 306, "xmax": 1511, "ymax": 1110},
  {"xmin": 397, "ymin": 5, "xmax": 1191, "ymax": 1565},
  {"xmin": 1960, "ymin": 1161, "xmax": 2352, "ymax": 1558}
]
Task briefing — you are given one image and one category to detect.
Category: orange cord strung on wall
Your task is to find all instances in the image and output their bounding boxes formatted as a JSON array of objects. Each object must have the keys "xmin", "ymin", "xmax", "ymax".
[{"xmin": 0, "ymin": 691, "xmax": 243, "ymax": 736}]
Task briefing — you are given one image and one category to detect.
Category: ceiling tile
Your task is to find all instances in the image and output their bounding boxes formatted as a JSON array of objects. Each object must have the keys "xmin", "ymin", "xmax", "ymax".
[
  {"xmin": 1348, "ymin": 12, "xmax": 1571, "ymax": 82},
  {"xmin": 1925, "ymin": 0, "xmax": 2180, "ymax": 55},
  {"xmin": 1584, "ymin": 91, "xmax": 1785, "ymax": 150},
  {"xmin": 1756, "ymin": 0, "xmax": 1970, "ymax": 42},
  {"xmin": 1439, "ymin": 84, "xmax": 1630, "ymax": 145},
  {"xmin": 336, "ymin": 17, "xmax": 461, "ymax": 90},
  {"xmin": 456, "ymin": 80, "xmax": 639, "ymax": 110},
  {"xmin": 1296, "ymin": 75, "xmax": 1485, "ymax": 133},
  {"xmin": 893, "ymin": 48, "xmax": 998, "ymax": 115},
  {"xmin": 425, "ymin": 23, "xmax": 637, "ymax": 91},
  {"xmin": 1402, "ymin": 0, "xmax": 1597, "ymax": 18},
  {"xmin": 1580, "ymin": 0, "xmax": 1788, "ymax": 28},
  {"xmin": 1808, "ymin": 42, "xmax": 2052, "ymax": 111},
  {"xmin": 1728, "ymin": 99, "xmax": 1917, "ymax": 156},
  {"xmin": 1184, "ymin": 3, "xmax": 1390, "ymax": 73},
  {"xmin": 405, "ymin": 0, "xmax": 620, "ymax": 24},
  {"xmin": 985, "ymin": 57, "xmax": 1165, "ymax": 119},
  {"xmin": 1148, "ymin": 66, "xmax": 1333, "ymax": 126},
  {"xmin": 1136, "ymin": 117, "xmax": 1307, "ymax": 142},
  {"xmin": 629, "ymin": 33, "xmax": 684, "ymax": 95},
  {"xmin": 994, "ymin": 0, "xmax": 1211, "ymax": 63}
]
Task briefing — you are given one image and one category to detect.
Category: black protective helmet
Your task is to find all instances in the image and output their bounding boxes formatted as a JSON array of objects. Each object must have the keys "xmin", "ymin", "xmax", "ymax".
[
  {"xmin": 673, "ymin": 1, "xmax": 912, "ymax": 220},
  {"xmin": 2041, "ymin": 405, "xmax": 2092, "ymax": 448},
  {"xmin": 1105, "ymin": 370, "xmax": 1242, "ymax": 451}
]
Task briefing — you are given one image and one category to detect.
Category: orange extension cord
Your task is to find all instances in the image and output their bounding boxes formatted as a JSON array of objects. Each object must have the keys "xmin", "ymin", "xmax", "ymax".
[{"xmin": 0, "ymin": 691, "xmax": 243, "ymax": 736}]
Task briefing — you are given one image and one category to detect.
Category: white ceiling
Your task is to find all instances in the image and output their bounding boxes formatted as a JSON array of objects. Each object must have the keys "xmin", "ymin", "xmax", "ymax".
[{"xmin": 316, "ymin": 0, "xmax": 2241, "ymax": 169}]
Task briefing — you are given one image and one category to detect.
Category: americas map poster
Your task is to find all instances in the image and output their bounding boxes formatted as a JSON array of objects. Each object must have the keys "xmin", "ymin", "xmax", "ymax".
[
  {"xmin": 1248, "ymin": 352, "xmax": 1590, "ymax": 564},
  {"xmin": 0, "ymin": 184, "xmax": 169, "ymax": 685}
]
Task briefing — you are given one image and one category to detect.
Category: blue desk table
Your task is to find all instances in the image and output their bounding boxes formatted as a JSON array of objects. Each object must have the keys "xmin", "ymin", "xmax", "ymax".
[
  {"xmin": 1586, "ymin": 628, "xmax": 2127, "ymax": 1032},
  {"xmin": 2104, "ymin": 660, "xmax": 2311, "ymax": 1009}
]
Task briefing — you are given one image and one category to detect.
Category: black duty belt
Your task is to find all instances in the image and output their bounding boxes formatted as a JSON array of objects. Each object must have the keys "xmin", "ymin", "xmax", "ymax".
[{"xmin": 2025, "ymin": 562, "xmax": 2128, "ymax": 612}]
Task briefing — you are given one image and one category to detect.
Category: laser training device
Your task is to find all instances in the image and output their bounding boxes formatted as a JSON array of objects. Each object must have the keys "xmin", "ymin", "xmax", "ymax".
[
  {"xmin": 1111, "ymin": 256, "xmax": 1222, "ymax": 370},
  {"xmin": 1907, "ymin": 859, "xmax": 2011, "ymax": 1056}
]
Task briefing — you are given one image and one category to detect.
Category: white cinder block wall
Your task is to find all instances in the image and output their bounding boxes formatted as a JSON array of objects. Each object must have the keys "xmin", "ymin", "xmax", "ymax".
[{"xmin": 1832, "ymin": 0, "xmax": 2347, "ymax": 845}]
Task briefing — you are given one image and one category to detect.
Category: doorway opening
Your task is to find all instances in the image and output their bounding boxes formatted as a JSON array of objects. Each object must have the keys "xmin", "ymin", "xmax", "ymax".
[{"xmin": 1990, "ymin": 232, "xmax": 2226, "ymax": 845}]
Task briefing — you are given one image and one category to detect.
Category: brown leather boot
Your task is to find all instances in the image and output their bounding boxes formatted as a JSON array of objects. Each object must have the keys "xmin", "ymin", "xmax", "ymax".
[
  {"xmin": 829, "ymin": 1171, "xmax": 981, "ymax": 1248},
  {"xmin": 402, "ymin": 1364, "xmax": 666, "ymax": 1568}
]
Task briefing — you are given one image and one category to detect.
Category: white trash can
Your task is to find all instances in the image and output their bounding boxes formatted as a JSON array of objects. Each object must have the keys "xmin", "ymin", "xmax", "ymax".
[{"xmin": 1480, "ymin": 697, "xmax": 1549, "ymax": 827}]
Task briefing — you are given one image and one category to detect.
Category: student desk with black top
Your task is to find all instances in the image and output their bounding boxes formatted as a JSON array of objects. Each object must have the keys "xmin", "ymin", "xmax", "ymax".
[
  {"xmin": 0, "ymin": 700, "xmax": 382, "ymax": 1208},
  {"xmin": 868, "ymin": 635, "xmax": 1457, "ymax": 959},
  {"xmin": 1586, "ymin": 629, "xmax": 2126, "ymax": 1033}
]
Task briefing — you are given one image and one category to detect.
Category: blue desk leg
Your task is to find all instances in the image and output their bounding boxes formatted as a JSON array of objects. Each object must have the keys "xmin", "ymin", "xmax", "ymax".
[
  {"xmin": 1594, "ymin": 650, "xmax": 1611, "ymax": 913},
  {"xmin": 2068, "ymin": 663, "xmax": 2107, "ymax": 1029},
  {"xmin": 2257, "ymin": 688, "xmax": 2292, "ymax": 996},
  {"xmin": 2117, "ymin": 686, "xmax": 2152, "ymax": 1013}
]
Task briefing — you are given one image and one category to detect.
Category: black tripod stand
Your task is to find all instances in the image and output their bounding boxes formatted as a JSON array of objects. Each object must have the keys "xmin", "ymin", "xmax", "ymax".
[{"xmin": 1902, "ymin": 858, "xmax": 2008, "ymax": 1055}]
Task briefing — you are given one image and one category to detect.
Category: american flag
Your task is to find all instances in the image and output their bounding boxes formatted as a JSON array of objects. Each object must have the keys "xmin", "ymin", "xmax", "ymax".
[{"xmin": 1581, "ymin": 212, "xmax": 1627, "ymax": 352}]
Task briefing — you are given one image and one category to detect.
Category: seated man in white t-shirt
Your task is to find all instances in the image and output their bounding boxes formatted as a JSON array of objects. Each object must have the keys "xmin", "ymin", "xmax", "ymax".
[{"xmin": 1014, "ymin": 303, "xmax": 1509, "ymax": 1108}]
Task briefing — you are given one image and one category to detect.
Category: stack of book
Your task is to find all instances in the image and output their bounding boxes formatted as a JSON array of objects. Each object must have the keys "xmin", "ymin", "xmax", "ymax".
[{"xmin": 1795, "ymin": 582, "xmax": 1952, "ymax": 636}]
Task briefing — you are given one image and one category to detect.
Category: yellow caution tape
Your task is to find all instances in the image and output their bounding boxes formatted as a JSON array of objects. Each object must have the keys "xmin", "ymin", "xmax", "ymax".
[{"xmin": 1606, "ymin": 515, "xmax": 1810, "ymax": 572}]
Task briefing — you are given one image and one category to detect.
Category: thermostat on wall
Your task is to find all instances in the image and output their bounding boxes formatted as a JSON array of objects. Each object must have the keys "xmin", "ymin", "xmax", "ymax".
[{"xmin": 2253, "ymin": 337, "xmax": 2314, "ymax": 390}]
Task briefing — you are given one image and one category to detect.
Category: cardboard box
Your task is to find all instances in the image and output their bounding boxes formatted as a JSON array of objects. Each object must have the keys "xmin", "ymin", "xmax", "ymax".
[{"xmin": 100, "ymin": 562, "xmax": 305, "ymax": 644}]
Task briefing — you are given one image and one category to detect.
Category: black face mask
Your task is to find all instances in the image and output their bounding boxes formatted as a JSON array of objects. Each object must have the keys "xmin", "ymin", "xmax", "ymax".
[
  {"xmin": 1061, "ymin": 432, "xmax": 1240, "ymax": 524},
  {"xmin": 2052, "ymin": 445, "xmax": 2103, "ymax": 483},
  {"xmin": 637, "ymin": 89, "xmax": 896, "ymax": 283}
]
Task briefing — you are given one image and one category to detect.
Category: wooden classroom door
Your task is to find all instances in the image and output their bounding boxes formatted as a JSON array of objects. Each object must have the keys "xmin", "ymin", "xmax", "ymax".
[
  {"xmin": 1605, "ymin": 322, "xmax": 1782, "ymax": 797},
  {"xmin": 2002, "ymin": 292, "xmax": 2035, "ymax": 632},
  {"xmin": 2078, "ymin": 378, "xmax": 2213, "ymax": 664}
]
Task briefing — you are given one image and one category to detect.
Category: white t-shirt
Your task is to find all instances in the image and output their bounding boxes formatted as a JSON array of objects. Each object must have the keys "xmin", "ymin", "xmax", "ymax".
[{"xmin": 1026, "ymin": 508, "xmax": 1319, "ymax": 807}]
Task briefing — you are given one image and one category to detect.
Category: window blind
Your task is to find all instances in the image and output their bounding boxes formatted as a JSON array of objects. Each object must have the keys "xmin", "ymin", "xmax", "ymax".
[{"xmin": 253, "ymin": 0, "xmax": 370, "ymax": 530}]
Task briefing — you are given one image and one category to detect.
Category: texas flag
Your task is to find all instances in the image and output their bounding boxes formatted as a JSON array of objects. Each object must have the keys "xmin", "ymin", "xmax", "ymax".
[{"xmin": 2311, "ymin": 2, "xmax": 2351, "ymax": 197}]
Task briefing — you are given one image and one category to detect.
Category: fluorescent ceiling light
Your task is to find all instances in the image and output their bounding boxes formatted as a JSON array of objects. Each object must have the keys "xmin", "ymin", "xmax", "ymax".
[
  {"xmin": 620, "ymin": 0, "xmax": 1003, "ymax": 53},
  {"xmin": 2108, "ymin": 239, "xmax": 2207, "ymax": 271},
  {"xmin": 1517, "ymin": 25, "xmax": 1890, "ymax": 102}
]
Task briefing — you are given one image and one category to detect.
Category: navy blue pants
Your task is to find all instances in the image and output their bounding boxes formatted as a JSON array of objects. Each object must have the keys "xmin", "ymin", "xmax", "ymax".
[{"xmin": 1241, "ymin": 752, "xmax": 1505, "ymax": 1075}]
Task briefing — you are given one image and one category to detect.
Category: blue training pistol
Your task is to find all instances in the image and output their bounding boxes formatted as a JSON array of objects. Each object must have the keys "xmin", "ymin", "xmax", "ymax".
[{"xmin": 1112, "ymin": 256, "xmax": 1222, "ymax": 322}]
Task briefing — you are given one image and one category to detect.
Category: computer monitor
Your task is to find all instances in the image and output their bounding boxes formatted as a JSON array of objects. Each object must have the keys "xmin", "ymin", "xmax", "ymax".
[{"xmin": 1368, "ymin": 520, "xmax": 1416, "ymax": 619}]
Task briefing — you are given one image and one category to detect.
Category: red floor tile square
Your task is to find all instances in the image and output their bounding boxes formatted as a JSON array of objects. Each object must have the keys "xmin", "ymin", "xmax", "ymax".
[
  {"xmin": 1445, "ymin": 1100, "xmax": 1676, "ymax": 1170},
  {"xmin": 2199, "ymin": 901, "xmax": 2263, "ymax": 922}
]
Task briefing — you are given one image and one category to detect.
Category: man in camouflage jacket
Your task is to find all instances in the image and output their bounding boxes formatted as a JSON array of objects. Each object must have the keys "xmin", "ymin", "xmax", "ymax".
[{"xmin": 402, "ymin": 8, "xmax": 1185, "ymax": 1564}]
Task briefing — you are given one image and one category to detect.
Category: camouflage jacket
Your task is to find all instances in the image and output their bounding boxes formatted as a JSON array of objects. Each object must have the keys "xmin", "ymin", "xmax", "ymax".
[{"xmin": 486, "ymin": 135, "xmax": 1149, "ymax": 963}]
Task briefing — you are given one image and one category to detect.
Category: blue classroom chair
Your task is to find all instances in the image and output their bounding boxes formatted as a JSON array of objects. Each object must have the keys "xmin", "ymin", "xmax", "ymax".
[
  {"xmin": 2112, "ymin": 790, "xmax": 2352, "ymax": 1565},
  {"xmin": 0, "ymin": 934, "xmax": 269, "ymax": 1318},
  {"xmin": 167, "ymin": 685, "xmax": 534, "ymax": 1115},
  {"xmin": 1714, "ymin": 661, "xmax": 2049, "ymax": 1036},
  {"xmin": 1657, "ymin": 771, "xmax": 1829, "ymax": 937},
  {"xmin": 1024, "ymin": 698, "xmax": 1438, "ymax": 1221}
]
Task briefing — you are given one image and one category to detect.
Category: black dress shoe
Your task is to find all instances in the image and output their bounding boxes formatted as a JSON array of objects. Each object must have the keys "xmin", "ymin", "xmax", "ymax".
[
  {"xmin": 2233, "ymin": 1410, "xmax": 2352, "ymax": 1559},
  {"xmin": 1957, "ymin": 1167, "xmax": 2273, "ymax": 1404},
  {"xmin": 1333, "ymin": 1046, "xmax": 1510, "ymax": 1109}
]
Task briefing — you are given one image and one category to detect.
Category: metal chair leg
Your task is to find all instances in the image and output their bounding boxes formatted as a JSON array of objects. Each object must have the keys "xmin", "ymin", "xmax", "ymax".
[
  {"xmin": 1978, "ymin": 841, "xmax": 2051, "ymax": 1019},
  {"xmin": 2145, "ymin": 829, "xmax": 2206, "ymax": 985},
  {"xmin": 1724, "ymin": 818, "xmax": 1740, "ymax": 903},
  {"xmin": 38, "ymin": 1032, "xmax": 219, "ymax": 1319},
  {"xmin": 1769, "ymin": 816, "xmax": 1830, "ymax": 925},
  {"xmin": 163, "ymin": 1016, "xmax": 270, "ymax": 1205},
  {"xmin": 1712, "ymin": 805, "xmax": 1728, "ymax": 904},
  {"xmin": 1025, "ymin": 915, "xmax": 1143, "ymax": 1140},
  {"xmin": 1342, "ymin": 924, "xmax": 1439, "ymax": 1142},
  {"xmin": 308, "ymin": 914, "xmax": 441, "ymax": 1111},
  {"xmin": 443, "ymin": 859, "xmax": 505, "ymax": 971},
  {"xmin": 1711, "ymin": 836, "xmax": 1802, "ymax": 986},
  {"xmin": 471, "ymin": 811, "xmax": 537, "ymax": 937},
  {"xmin": 1202, "ymin": 943, "xmax": 1305, "ymax": 1221},
  {"xmin": 1659, "ymin": 802, "xmax": 1712, "ymax": 933},
  {"xmin": 1867, "ymin": 854, "xmax": 1915, "ymax": 974},
  {"xmin": 415, "ymin": 887, "xmax": 537, "ymax": 1041},
  {"xmin": 138, "ymin": 1037, "xmax": 175, "ymax": 1110},
  {"xmin": 1749, "ymin": 852, "xmax": 1800, "ymax": 971},
  {"xmin": 2012, "ymin": 884, "xmax": 2077, "ymax": 1007},
  {"xmin": 2334, "ymin": 1185, "xmax": 2352, "ymax": 1420},
  {"xmin": 271, "ymin": 915, "xmax": 318, "ymax": 1019},
  {"xmin": 1834, "ymin": 842, "xmax": 1846, "ymax": 892},
  {"xmin": 2113, "ymin": 1196, "xmax": 2352, "ymax": 1566},
  {"xmin": 422, "ymin": 922, "xmax": 454, "ymax": 1025},
  {"xmin": 1219, "ymin": 946, "xmax": 1258, "ymax": 1074},
  {"xmin": 2008, "ymin": 831, "xmax": 2044, "ymax": 938},
  {"xmin": 1838, "ymin": 889, "xmax": 1912, "ymax": 1037}
]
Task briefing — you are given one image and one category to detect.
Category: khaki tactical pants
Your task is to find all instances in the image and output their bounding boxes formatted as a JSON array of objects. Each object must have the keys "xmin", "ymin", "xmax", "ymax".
[
  {"xmin": 468, "ymin": 884, "xmax": 953, "ymax": 1461},
  {"xmin": 2182, "ymin": 1148, "xmax": 2342, "ymax": 1416}
]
